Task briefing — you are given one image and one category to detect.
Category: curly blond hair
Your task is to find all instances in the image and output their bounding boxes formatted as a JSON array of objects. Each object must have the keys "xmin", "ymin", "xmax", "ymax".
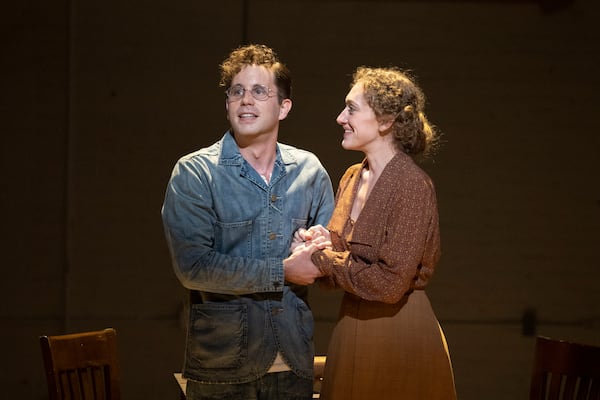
[
  {"xmin": 352, "ymin": 66, "xmax": 439, "ymax": 157},
  {"xmin": 219, "ymin": 44, "xmax": 292, "ymax": 103}
]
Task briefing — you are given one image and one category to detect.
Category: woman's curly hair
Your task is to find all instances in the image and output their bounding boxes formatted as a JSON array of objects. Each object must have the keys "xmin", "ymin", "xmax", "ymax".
[{"xmin": 352, "ymin": 66, "xmax": 440, "ymax": 157}]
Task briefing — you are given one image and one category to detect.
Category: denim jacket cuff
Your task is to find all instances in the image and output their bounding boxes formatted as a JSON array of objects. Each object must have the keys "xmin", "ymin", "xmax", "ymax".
[{"xmin": 270, "ymin": 258, "xmax": 285, "ymax": 291}]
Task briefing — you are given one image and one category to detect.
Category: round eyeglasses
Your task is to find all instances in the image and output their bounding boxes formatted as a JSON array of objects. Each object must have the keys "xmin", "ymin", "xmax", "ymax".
[{"xmin": 225, "ymin": 84, "xmax": 277, "ymax": 101}]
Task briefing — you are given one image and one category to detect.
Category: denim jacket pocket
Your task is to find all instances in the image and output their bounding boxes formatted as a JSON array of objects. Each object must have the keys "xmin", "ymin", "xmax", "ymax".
[
  {"xmin": 214, "ymin": 219, "xmax": 253, "ymax": 257},
  {"xmin": 187, "ymin": 303, "xmax": 248, "ymax": 369},
  {"xmin": 291, "ymin": 218, "xmax": 308, "ymax": 233}
]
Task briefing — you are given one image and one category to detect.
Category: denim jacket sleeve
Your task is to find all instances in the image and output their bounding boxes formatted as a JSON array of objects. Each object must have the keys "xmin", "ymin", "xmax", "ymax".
[
  {"xmin": 309, "ymin": 164, "xmax": 335, "ymax": 228},
  {"xmin": 161, "ymin": 158, "xmax": 285, "ymax": 295}
]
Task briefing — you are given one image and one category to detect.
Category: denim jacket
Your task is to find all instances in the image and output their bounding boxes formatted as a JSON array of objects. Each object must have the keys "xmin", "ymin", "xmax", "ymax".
[{"xmin": 161, "ymin": 132, "xmax": 334, "ymax": 384}]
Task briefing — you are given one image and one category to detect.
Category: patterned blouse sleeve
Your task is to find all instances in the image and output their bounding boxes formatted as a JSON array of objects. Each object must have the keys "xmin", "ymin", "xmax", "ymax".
[{"xmin": 312, "ymin": 170, "xmax": 440, "ymax": 304}]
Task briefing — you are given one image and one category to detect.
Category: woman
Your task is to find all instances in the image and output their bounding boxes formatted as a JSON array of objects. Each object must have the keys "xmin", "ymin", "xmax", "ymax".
[{"xmin": 294, "ymin": 66, "xmax": 457, "ymax": 399}]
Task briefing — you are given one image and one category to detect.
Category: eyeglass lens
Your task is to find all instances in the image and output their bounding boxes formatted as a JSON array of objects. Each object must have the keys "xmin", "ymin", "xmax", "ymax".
[{"xmin": 226, "ymin": 84, "xmax": 273, "ymax": 101}]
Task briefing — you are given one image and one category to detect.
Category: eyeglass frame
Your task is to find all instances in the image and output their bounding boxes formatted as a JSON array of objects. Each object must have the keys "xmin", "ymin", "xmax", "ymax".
[{"xmin": 225, "ymin": 84, "xmax": 279, "ymax": 102}]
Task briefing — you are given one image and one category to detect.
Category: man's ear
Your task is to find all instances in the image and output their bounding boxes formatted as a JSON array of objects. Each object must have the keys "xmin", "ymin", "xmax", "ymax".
[{"xmin": 278, "ymin": 98, "xmax": 292, "ymax": 121}]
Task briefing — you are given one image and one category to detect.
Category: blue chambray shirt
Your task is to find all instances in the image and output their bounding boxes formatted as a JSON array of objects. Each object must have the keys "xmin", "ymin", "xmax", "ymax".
[{"xmin": 161, "ymin": 131, "xmax": 334, "ymax": 384}]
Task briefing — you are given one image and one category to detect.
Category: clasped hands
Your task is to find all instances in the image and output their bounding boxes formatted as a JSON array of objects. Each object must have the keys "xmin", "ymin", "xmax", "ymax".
[{"xmin": 283, "ymin": 225, "xmax": 331, "ymax": 286}]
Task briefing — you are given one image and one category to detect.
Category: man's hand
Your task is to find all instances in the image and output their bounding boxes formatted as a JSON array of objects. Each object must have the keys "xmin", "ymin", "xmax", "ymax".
[{"xmin": 284, "ymin": 238, "xmax": 331, "ymax": 285}]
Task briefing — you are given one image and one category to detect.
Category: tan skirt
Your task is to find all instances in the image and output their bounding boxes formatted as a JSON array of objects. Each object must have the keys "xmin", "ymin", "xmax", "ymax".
[{"xmin": 319, "ymin": 290, "xmax": 457, "ymax": 400}]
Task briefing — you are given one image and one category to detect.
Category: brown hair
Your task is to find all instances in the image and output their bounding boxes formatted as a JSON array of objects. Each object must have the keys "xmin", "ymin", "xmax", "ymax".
[
  {"xmin": 352, "ymin": 66, "xmax": 440, "ymax": 157},
  {"xmin": 219, "ymin": 44, "xmax": 292, "ymax": 103}
]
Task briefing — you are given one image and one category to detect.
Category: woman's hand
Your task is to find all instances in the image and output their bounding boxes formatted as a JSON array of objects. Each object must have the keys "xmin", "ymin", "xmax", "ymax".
[
  {"xmin": 290, "ymin": 228, "xmax": 310, "ymax": 253},
  {"xmin": 290, "ymin": 225, "xmax": 331, "ymax": 252},
  {"xmin": 286, "ymin": 225, "xmax": 332, "ymax": 285},
  {"xmin": 304, "ymin": 224, "xmax": 331, "ymax": 242}
]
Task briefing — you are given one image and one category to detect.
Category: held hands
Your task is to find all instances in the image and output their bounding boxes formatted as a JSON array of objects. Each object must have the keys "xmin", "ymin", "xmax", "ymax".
[
  {"xmin": 284, "ymin": 225, "xmax": 332, "ymax": 285},
  {"xmin": 290, "ymin": 225, "xmax": 331, "ymax": 252}
]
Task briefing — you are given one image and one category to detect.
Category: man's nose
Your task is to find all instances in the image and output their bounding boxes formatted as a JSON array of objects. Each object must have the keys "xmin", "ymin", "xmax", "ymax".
[{"xmin": 241, "ymin": 89, "xmax": 255, "ymax": 104}]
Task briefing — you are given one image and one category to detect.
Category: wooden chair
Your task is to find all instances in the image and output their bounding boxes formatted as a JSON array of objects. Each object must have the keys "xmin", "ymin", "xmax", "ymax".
[
  {"xmin": 40, "ymin": 328, "xmax": 121, "ymax": 400},
  {"xmin": 529, "ymin": 336, "xmax": 600, "ymax": 400}
]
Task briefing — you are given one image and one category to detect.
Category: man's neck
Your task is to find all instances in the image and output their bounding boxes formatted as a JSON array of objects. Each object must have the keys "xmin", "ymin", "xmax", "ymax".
[{"xmin": 236, "ymin": 134, "xmax": 278, "ymax": 181}]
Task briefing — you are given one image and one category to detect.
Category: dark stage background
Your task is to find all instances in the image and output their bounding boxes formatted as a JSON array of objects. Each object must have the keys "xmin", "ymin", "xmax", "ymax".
[{"xmin": 1, "ymin": 0, "xmax": 598, "ymax": 398}]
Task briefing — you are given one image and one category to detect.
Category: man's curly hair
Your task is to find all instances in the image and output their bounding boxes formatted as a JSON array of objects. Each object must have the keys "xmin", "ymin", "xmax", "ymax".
[{"xmin": 219, "ymin": 44, "xmax": 292, "ymax": 103}]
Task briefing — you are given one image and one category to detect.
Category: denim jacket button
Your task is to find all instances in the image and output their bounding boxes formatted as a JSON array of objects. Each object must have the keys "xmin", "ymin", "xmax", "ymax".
[
  {"xmin": 269, "ymin": 232, "xmax": 277, "ymax": 240},
  {"xmin": 272, "ymin": 307, "xmax": 283, "ymax": 315}
]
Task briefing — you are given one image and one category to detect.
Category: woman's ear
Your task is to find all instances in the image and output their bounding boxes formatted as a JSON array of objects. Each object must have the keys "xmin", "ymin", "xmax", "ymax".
[{"xmin": 378, "ymin": 117, "xmax": 394, "ymax": 133}]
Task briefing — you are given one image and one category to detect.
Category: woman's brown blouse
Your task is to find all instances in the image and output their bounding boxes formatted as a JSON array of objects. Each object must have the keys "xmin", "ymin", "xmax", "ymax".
[{"xmin": 311, "ymin": 151, "xmax": 441, "ymax": 304}]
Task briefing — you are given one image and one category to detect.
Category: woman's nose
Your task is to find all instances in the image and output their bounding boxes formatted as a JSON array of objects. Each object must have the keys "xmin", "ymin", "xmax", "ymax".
[{"xmin": 336, "ymin": 110, "xmax": 346, "ymax": 125}]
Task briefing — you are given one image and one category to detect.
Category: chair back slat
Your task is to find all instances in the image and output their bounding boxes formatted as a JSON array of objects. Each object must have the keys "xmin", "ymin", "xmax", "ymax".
[
  {"xmin": 530, "ymin": 336, "xmax": 600, "ymax": 400},
  {"xmin": 40, "ymin": 328, "xmax": 120, "ymax": 400},
  {"xmin": 562, "ymin": 375, "xmax": 577, "ymax": 400},
  {"xmin": 56, "ymin": 366, "xmax": 110, "ymax": 399},
  {"xmin": 547, "ymin": 373, "xmax": 562, "ymax": 400}
]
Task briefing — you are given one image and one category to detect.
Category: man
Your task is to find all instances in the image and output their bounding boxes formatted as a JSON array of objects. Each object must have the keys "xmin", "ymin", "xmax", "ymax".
[{"xmin": 161, "ymin": 44, "xmax": 334, "ymax": 400}]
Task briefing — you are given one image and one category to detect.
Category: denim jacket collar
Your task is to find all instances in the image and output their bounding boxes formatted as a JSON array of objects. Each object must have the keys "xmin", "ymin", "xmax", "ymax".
[{"xmin": 219, "ymin": 130, "xmax": 299, "ymax": 168}]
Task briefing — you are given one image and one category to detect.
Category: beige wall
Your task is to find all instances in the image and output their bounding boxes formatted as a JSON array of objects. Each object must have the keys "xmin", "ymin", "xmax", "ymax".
[{"xmin": 2, "ymin": 0, "xmax": 599, "ymax": 398}]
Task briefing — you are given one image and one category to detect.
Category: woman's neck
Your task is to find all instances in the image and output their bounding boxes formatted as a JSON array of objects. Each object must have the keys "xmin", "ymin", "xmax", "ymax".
[{"xmin": 364, "ymin": 145, "xmax": 397, "ymax": 179}]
